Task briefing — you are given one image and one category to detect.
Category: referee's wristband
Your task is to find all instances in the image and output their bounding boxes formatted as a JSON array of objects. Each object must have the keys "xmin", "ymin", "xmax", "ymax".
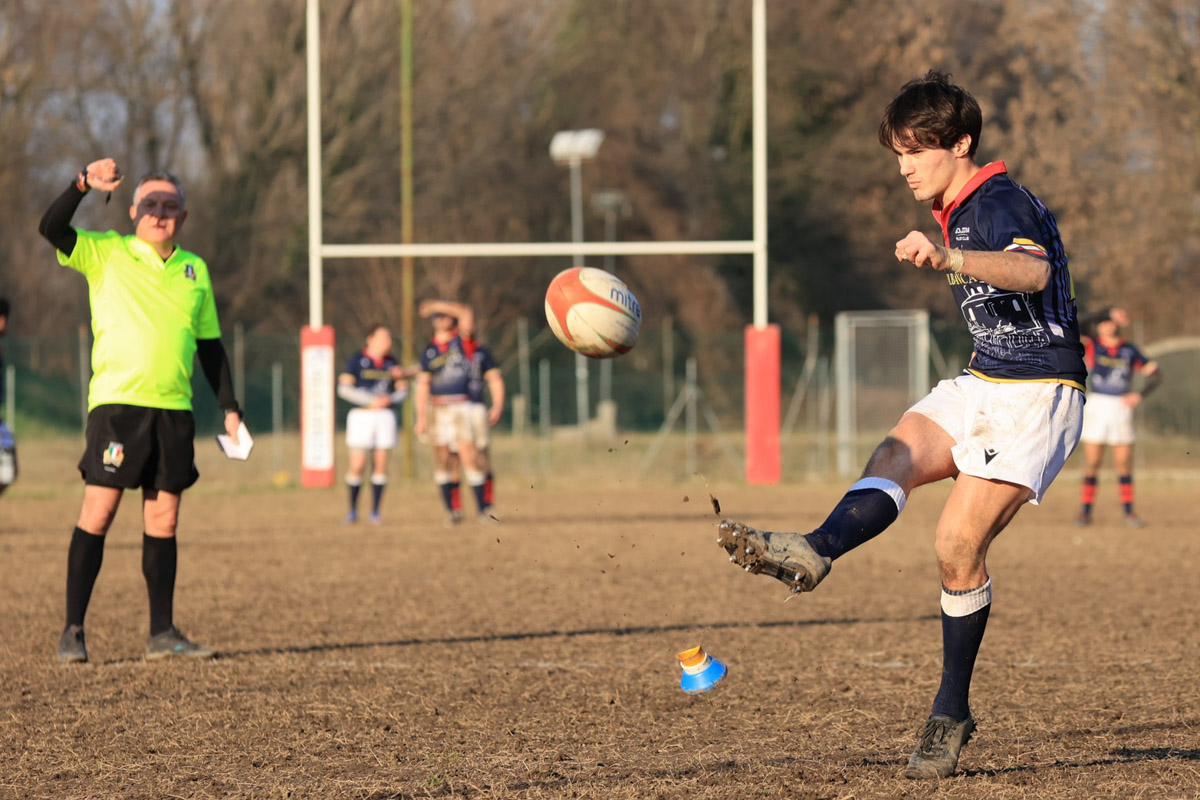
[
  {"xmin": 75, "ymin": 169, "xmax": 90, "ymax": 193},
  {"xmin": 220, "ymin": 404, "xmax": 242, "ymax": 418}
]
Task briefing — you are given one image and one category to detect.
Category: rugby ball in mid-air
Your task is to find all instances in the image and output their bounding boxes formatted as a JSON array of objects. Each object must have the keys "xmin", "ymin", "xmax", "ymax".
[{"xmin": 544, "ymin": 267, "xmax": 642, "ymax": 358}]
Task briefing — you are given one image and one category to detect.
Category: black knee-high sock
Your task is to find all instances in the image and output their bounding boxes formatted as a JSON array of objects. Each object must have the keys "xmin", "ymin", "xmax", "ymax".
[
  {"xmin": 931, "ymin": 580, "xmax": 993, "ymax": 722},
  {"xmin": 65, "ymin": 526, "xmax": 106, "ymax": 627},
  {"xmin": 802, "ymin": 479, "xmax": 905, "ymax": 560},
  {"xmin": 348, "ymin": 482, "xmax": 361, "ymax": 512},
  {"xmin": 438, "ymin": 480, "xmax": 456, "ymax": 512},
  {"xmin": 371, "ymin": 481, "xmax": 384, "ymax": 514},
  {"xmin": 142, "ymin": 534, "xmax": 177, "ymax": 636}
]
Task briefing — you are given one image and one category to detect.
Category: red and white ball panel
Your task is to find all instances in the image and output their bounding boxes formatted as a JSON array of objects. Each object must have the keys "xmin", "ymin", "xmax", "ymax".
[{"xmin": 544, "ymin": 267, "xmax": 642, "ymax": 358}]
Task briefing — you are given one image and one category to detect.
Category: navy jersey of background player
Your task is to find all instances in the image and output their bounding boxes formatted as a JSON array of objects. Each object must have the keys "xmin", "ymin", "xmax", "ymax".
[
  {"xmin": 345, "ymin": 349, "xmax": 401, "ymax": 400},
  {"xmin": 1085, "ymin": 338, "xmax": 1147, "ymax": 396},
  {"xmin": 937, "ymin": 162, "xmax": 1085, "ymax": 387},
  {"xmin": 466, "ymin": 342, "xmax": 498, "ymax": 404},
  {"xmin": 420, "ymin": 335, "xmax": 474, "ymax": 400}
]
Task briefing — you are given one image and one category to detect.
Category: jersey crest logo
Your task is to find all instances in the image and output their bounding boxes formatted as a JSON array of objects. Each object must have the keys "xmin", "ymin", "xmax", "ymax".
[
  {"xmin": 184, "ymin": 263, "xmax": 196, "ymax": 281},
  {"xmin": 103, "ymin": 442, "xmax": 125, "ymax": 469}
]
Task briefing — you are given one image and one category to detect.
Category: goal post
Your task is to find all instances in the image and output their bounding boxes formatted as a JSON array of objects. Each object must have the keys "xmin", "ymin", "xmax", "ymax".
[
  {"xmin": 834, "ymin": 310, "xmax": 931, "ymax": 476},
  {"xmin": 303, "ymin": 0, "xmax": 778, "ymax": 484}
]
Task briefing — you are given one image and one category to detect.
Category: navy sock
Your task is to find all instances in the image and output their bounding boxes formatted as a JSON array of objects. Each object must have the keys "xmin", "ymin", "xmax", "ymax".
[
  {"xmin": 931, "ymin": 581, "xmax": 992, "ymax": 722},
  {"xmin": 142, "ymin": 534, "xmax": 177, "ymax": 636},
  {"xmin": 65, "ymin": 526, "xmax": 106, "ymax": 627},
  {"xmin": 472, "ymin": 482, "xmax": 488, "ymax": 513},
  {"xmin": 803, "ymin": 481, "xmax": 904, "ymax": 560},
  {"xmin": 438, "ymin": 481, "xmax": 456, "ymax": 513},
  {"xmin": 348, "ymin": 483, "xmax": 361, "ymax": 513},
  {"xmin": 371, "ymin": 482, "xmax": 384, "ymax": 514}
]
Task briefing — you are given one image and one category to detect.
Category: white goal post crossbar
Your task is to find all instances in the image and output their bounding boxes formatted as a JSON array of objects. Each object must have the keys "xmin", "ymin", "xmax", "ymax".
[{"xmin": 320, "ymin": 241, "xmax": 757, "ymax": 259}]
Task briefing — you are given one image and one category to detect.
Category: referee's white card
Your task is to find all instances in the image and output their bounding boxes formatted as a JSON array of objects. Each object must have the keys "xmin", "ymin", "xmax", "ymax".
[{"xmin": 215, "ymin": 422, "xmax": 254, "ymax": 460}]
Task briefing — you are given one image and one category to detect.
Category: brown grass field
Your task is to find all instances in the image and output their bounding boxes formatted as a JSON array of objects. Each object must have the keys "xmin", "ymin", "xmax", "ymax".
[{"xmin": 2, "ymin": 434, "xmax": 1198, "ymax": 799}]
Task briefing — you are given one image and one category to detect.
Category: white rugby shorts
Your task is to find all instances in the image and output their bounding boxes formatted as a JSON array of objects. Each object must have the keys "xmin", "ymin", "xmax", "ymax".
[
  {"xmin": 908, "ymin": 373, "xmax": 1084, "ymax": 504},
  {"xmin": 345, "ymin": 407, "xmax": 398, "ymax": 450},
  {"xmin": 432, "ymin": 402, "xmax": 490, "ymax": 449},
  {"xmin": 1080, "ymin": 393, "xmax": 1136, "ymax": 446}
]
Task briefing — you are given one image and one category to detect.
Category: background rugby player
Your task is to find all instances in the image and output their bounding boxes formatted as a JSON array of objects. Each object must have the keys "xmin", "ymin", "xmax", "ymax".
[
  {"xmin": 337, "ymin": 324, "xmax": 411, "ymax": 524},
  {"xmin": 1076, "ymin": 306, "xmax": 1162, "ymax": 526}
]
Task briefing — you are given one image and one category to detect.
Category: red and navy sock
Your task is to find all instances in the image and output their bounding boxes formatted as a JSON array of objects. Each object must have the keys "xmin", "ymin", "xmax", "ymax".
[
  {"xmin": 1119, "ymin": 475, "xmax": 1134, "ymax": 516},
  {"xmin": 1081, "ymin": 475, "xmax": 1097, "ymax": 518},
  {"xmin": 803, "ymin": 478, "xmax": 906, "ymax": 560}
]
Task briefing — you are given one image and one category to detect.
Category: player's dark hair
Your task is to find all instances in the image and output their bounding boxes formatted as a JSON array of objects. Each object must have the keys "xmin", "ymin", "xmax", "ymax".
[
  {"xmin": 366, "ymin": 323, "xmax": 388, "ymax": 338},
  {"xmin": 879, "ymin": 70, "xmax": 982, "ymax": 158},
  {"xmin": 0, "ymin": 297, "xmax": 8, "ymax": 317}
]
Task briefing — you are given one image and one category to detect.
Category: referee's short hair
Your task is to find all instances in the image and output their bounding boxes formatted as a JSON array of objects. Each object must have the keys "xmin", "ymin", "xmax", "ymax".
[
  {"xmin": 133, "ymin": 170, "xmax": 187, "ymax": 208},
  {"xmin": 879, "ymin": 70, "xmax": 983, "ymax": 159},
  {"xmin": 0, "ymin": 297, "xmax": 9, "ymax": 317}
]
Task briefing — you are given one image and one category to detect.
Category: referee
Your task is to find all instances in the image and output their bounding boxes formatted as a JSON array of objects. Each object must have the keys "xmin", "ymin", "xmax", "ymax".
[{"xmin": 39, "ymin": 158, "xmax": 242, "ymax": 663}]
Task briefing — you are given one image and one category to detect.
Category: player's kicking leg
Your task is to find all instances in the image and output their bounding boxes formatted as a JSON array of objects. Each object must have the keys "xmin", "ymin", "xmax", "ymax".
[{"xmin": 719, "ymin": 412, "xmax": 955, "ymax": 591}]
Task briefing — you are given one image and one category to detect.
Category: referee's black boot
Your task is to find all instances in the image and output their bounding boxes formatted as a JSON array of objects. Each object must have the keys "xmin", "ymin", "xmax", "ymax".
[
  {"xmin": 57, "ymin": 625, "xmax": 88, "ymax": 663},
  {"xmin": 145, "ymin": 626, "xmax": 216, "ymax": 661}
]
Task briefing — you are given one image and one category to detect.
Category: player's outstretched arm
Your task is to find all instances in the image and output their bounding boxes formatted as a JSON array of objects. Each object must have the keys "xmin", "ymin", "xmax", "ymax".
[
  {"xmin": 894, "ymin": 231, "xmax": 1049, "ymax": 292},
  {"xmin": 38, "ymin": 159, "xmax": 124, "ymax": 256}
]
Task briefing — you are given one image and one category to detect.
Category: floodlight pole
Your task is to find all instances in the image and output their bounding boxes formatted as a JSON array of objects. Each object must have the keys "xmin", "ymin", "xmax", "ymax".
[{"xmin": 569, "ymin": 157, "xmax": 589, "ymax": 433}]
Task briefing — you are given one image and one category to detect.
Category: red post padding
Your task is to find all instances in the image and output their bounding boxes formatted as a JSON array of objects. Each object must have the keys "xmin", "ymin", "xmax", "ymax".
[
  {"xmin": 745, "ymin": 324, "xmax": 781, "ymax": 484},
  {"xmin": 300, "ymin": 325, "xmax": 337, "ymax": 488}
]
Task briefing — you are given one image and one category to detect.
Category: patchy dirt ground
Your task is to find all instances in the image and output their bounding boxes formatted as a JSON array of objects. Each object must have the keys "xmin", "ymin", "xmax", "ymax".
[{"xmin": 1, "ymin": 439, "xmax": 1198, "ymax": 799}]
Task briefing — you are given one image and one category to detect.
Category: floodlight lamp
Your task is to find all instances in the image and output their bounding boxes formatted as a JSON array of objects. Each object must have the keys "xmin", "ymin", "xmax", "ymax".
[{"xmin": 550, "ymin": 129, "xmax": 605, "ymax": 164}]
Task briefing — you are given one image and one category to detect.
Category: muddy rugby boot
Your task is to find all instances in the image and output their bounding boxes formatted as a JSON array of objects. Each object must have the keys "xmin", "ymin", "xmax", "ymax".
[
  {"xmin": 716, "ymin": 518, "xmax": 831, "ymax": 593},
  {"xmin": 57, "ymin": 625, "xmax": 88, "ymax": 663},
  {"xmin": 145, "ymin": 626, "xmax": 216, "ymax": 661},
  {"xmin": 904, "ymin": 713, "xmax": 976, "ymax": 779}
]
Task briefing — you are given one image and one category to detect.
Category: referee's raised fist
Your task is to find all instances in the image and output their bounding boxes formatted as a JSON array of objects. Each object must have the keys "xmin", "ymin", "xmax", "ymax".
[{"xmin": 84, "ymin": 158, "xmax": 123, "ymax": 192}]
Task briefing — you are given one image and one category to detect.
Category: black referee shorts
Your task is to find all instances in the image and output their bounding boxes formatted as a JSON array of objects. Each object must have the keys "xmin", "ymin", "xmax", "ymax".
[{"xmin": 79, "ymin": 404, "xmax": 200, "ymax": 493}]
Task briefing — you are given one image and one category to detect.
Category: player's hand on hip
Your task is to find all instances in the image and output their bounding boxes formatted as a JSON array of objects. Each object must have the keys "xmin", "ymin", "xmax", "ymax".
[
  {"xmin": 895, "ymin": 231, "xmax": 951, "ymax": 271},
  {"xmin": 84, "ymin": 158, "xmax": 123, "ymax": 192},
  {"xmin": 1122, "ymin": 392, "xmax": 1142, "ymax": 409}
]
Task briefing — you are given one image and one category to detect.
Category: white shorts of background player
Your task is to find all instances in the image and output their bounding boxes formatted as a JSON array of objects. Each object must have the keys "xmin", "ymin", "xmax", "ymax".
[
  {"xmin": 345, "ymin": 407, "xmax": 398, "ymax": 451},
  {"xmin": 433, "ymin": 401, "xmax": 489, "ymax": 450},
  {"xmin": 908, "ymin": 372, "xmax": 1084, "ymax": 505},
  {"xmin": 1079, "ymin": 393, "xmax": 1136, "ymax": 447}
]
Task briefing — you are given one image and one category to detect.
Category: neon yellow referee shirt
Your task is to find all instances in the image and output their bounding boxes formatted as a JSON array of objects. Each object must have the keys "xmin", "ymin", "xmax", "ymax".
[{"xmin": 58, "ymin": 230, "xmax": 221, "ymax": 411}]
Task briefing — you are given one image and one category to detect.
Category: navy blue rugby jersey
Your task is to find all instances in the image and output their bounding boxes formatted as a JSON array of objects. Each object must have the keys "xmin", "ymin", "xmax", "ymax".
[
  {"xmin": 934, "ymin": 162, "xmax": 1086, "ymax": 389},
  {"xmin": 420, "ymin": 335, "xmax": 473, "ymax": 400},
  {"xmin": 465, "ymin": 342, "xmax": 498, "ymax": 404},
  {"xmin": 1084, "ymin": 338, "xmax": 1148, "ymax": 396},
  {"xmin": 342, "ymin": 350, "xmax": 400, "ymax": 397}
]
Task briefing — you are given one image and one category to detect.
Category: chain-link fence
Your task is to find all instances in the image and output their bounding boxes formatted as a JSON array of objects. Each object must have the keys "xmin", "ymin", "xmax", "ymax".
[{"xmin": 4, "ymin": 323, "xmax": 1197, "ymax": 482}]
